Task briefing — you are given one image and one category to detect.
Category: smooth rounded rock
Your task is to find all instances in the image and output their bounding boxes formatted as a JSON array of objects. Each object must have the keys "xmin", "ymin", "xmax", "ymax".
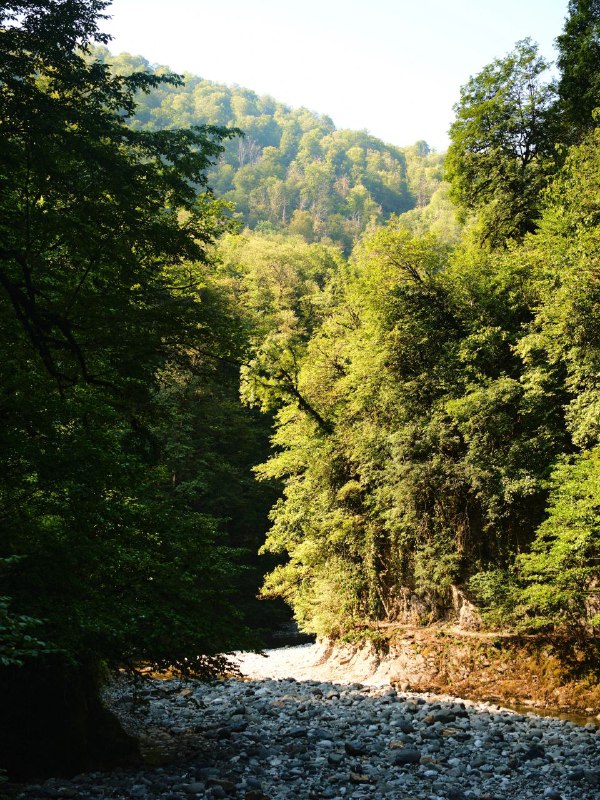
[{"xmin": 392, "ymin": 749, "xmax": 421, "ymax": 765}]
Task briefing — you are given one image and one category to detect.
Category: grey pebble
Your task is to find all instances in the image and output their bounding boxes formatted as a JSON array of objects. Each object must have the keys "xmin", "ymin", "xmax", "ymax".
[{"xmin": 392, "ymin": 748, "xmax": 421, "ymax": 765}]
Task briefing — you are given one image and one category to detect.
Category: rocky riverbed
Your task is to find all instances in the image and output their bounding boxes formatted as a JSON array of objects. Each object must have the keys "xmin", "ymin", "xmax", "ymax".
[{"xmin": 14, "ymin": 644, "xmax": 600, "ymax": 800}]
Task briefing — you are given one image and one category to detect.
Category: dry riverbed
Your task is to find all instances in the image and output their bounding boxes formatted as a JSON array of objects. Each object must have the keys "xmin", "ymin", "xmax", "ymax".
[{"xmin": 13, "ymin": 643, "xmax": 600, "ymax": 800}]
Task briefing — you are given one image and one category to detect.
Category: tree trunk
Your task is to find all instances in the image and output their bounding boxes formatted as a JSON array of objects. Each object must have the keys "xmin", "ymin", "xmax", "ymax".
[{"xmin": 0, "ymin": 656, "xmax": 139, "ymax": 779}]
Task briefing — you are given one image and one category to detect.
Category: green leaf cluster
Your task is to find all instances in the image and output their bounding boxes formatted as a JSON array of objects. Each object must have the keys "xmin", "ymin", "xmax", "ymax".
[{"xmin": 445, "ymin": 39, "xmax": 557, "ymax": 246}]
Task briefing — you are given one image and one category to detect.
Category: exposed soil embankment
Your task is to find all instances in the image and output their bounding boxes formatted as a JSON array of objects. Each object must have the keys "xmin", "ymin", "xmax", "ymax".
[
  {"xmin": 237, "ymin": 628, "xmax": 600, "ymax": 720},
  {"xmin": 385, "ymin": 626, "xmax": 600, "ymax": 716}
]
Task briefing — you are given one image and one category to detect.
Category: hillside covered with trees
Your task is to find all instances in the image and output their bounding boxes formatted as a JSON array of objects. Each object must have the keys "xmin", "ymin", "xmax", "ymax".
[
  {"xmin": 1, "ymin": 0, "xmax": 600, "ymax": 781},
  {"xmin": 90, "ymin": 46, "xmax": 454, "ymax": 252}
]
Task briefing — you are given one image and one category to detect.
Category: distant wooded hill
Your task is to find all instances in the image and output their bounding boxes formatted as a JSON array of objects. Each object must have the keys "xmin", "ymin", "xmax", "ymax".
[{"xmin": 93, "ymin": 47, "xmax": 455, "ymax": 251}]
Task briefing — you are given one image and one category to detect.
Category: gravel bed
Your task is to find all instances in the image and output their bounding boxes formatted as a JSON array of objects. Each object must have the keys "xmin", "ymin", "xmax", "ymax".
[{"xmin": 15, "ymin": 645, "xmax": 600, "ymax": 800}]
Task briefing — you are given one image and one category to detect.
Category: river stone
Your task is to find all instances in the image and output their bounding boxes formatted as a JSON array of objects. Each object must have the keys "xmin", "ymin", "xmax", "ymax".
[
  {"xmin": 584, "ymin": 769, "xmax": 600, "ymax": 786},
  {"xmin": 182, "ymin": 783, "xmax": 205, "ymax": 795},
  {"xmin": 288, "ymin": 727, "xmax": 308, "ymax": 738},
  {"xmin": 522, "ymin": 743, "xmax": 545, "ymax": 761},
  {"xmin": 392, "ymin": 749, "xmax": 421, "ymax": 765},
  {"xmin": 348, "ymin": 770, "xmax": 370, "ymax": 784},
  {"xmin": 344, "ymin": 741, "xmax": 367, "ymax": 756},
  {"xmin": 445, "ymin": 789, "xmax": 467, "ymax": 800}
]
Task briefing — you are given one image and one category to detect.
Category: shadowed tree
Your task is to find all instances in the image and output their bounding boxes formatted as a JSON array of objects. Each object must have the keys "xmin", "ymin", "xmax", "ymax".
[{"xmin": 0, "ymin": 0, "xmax": 257, "ymax": 778}]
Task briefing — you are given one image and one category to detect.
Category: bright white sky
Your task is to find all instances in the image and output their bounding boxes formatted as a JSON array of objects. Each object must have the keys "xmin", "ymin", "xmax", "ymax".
[{"xmin": 102, "ymin": 0, "xmax": 569, "ymax": 152}]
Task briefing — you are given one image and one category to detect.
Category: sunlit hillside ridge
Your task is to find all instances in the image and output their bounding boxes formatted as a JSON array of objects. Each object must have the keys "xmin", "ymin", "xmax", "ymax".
[{"xmin": 91, "ymin": 47, "xmax": 459, "ymax": 251}]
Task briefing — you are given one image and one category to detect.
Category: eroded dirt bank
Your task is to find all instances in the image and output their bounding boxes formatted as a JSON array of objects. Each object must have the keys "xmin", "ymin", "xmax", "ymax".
[{"xmin": 235, "ymin": 631, "xmax": 600, "ymax": 720}]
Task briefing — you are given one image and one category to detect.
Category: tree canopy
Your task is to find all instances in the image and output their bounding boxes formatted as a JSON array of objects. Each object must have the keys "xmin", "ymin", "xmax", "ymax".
[
  {"xmin": 88, "ymin": 47, "xmax": 448, "ymax": 254},
  {"xmin": 556, "ymin": 0, "xmax": 600, "ymax": 137},
  {"xmin": 445, "ymin": 39, "xmax": 557, "ymax": 246},
  {"xmin": 0, "ymin": 0, "xmax": 260, "ymax": 679}
]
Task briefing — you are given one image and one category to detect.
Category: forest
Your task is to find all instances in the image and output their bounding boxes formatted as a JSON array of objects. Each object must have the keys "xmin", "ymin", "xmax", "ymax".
[
  {"xmin": 88, "ymin": 45, "xmax": 455, "ymax": 252},
  {"xmin": 1, "ymin": 0, "xmax": 600, "ymax": 780}
]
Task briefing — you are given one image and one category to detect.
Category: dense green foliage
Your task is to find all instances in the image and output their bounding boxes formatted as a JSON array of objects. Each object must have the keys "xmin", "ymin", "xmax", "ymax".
[
  {"xmin": 0, "ymin": 0, "xmax": 272, "ymax": 677},
  {"xmin": 445, "ymin": 39, "xmax": 557, "ymax": 246},
  {"xmin": 252, "ymin": 228, "xmax": 554, "ymax": 634},
  {"xmin": 89, "ymin": 47, "xmax": 448, "ymax": 253},
  {"xmin": 243, "ymin": 5, "xmax": 600, "ymax": 642},
  {"xmin": 557, "ymin": 0, "xmax": 600, "ymax": 138}
]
